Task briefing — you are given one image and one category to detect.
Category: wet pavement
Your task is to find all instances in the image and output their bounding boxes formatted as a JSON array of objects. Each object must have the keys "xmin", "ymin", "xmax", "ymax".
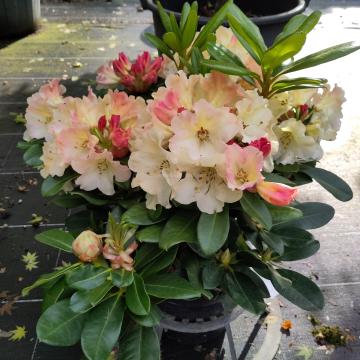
[{"xmin": 0, "ymin": 0, "xmax": 359, "ymax": 359}]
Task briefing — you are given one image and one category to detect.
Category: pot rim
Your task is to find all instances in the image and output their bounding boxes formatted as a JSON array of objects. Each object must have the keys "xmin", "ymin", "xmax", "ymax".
[{"xmin": 143, "ymin": 0, "xmax": 306, "ymax": 25}]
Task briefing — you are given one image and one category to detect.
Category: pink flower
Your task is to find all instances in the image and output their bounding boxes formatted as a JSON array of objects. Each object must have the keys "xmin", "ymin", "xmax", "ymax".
[
  {"xmin": 112, "ymin": 51, "xmax": 163, "ymax": 93},
  {"xmin": 256, "ymin": 181, "xmax": 298, "ymax": 206},
  {"xmin": 225, "ymin": 143, "xmax": 264, "ymax": 191},
  {"xmin": 249, "ymin": 137, "xmax": 272, "ymax": 157},
  {"xmin": 72, "ymin": 230, "xmax": 103, "ymax": 262},
  {"xmin": 96, "ymin": 62, "xmax": 121, "ymax": 86},
  {"xmin": 152, "ymin": 89, "xmax": 181, "ymax": 125},
  {"xmin": 103, "ymin": 242, "xmax": 138, "ymax": 271}
]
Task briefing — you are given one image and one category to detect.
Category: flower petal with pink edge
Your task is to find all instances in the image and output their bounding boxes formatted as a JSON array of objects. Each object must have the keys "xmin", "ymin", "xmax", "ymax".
[
  {"xmin": 225, "ymin": 144, "xmax": 264, "ymax": 191},
  {"xmin": 96, "ymin": 62, "xmax": 121, "ymax": 86},
  {"xmin": 256, "ymin": 181, "xmax": 298, "ymax": 206}
]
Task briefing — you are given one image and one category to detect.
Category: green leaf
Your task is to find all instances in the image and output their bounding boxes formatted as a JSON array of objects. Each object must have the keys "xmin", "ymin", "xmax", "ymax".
[
  {"xmin": 134, "ymin": 243, "xmax": 162, "ymax": 271},
  {"xmin": 179, "ymin": 2, "xmax": 191, "ymax": 31},
  {"xmin": 271, "ymin": 77, "xmax": 327, "ymax": 91},
  {"xmin": 136, "ymin": 224, "xmax": 162, "ymax": 243},
  {"xmin": 35, "ymin": 229, "xmax": 74, "ymax": 252},
  {"xmin": 23, "ymin": 143, "xmax": 42, "ymax": 167},
  {"xmin": 111, "ymin": 269, "xmax": 134, "ymax": 288},
  {"xmin": 66, "ymin": 265, "xmax": 111, "ymax": 291},
  {"xmin": 263, "ymin": 172, "xmax": 295, "ymax": 186},
  {"xmin": 126, "ymin": 273, "xmax": 150, "ymax": 316},
  {"xmin": 70, "ymin": 281, "xmax": 113, "ymax": 313},
  {"xmin": 181, "ymin": 7, "xmax": 198, "ymax": 49},
  {"xmin": 163, "ymin": 32, "xmax": 181, "ymax": 52},
  {"xmin": 262, "ymin": 32, "xmax": 306, "ymax": 72},
  {"xmin": 300, "ymin": 165, "xmax": 353, "ymax": 201},
  {"xmin": 277, "ymin": 202, "xmax": 335, "ymax": 230},
  {"xmin": 65, "ymin": 210, "xmax": 92, "ymax": 237},
  {"xmin": 51, "ymin": 193, "xmax": 87, "ymax": 208},
  {"xmin": 192, "ymin": 0, "xmax": 233, "ymax": 50},
  {"xmin": 259, "ymin": 230, "xmax": 284, "ymax": 255},
  {"xmin": 156, "ymin": 0, "xmax": 172, "ymax": 32},
  {"xmin": 207, "ymin": 43, "xmax": 245, "ymax": 67},
  {"xmin": 81, "ymin": 295, "xmax": 125, "ymax": 360},
  {"xmin": 160, "ymin": 211, "xmax": 197, "ymax": 250},
  {"xmin": 119, "ymin": 324, "xmax": 160, "ymax": 360},
  {"xmin": 122, "ymin": 203, "xmax": 167, "ymax": 225},
  {"xmin": 197, "ymin": 205, "xmax": 230, "ymax": 256},
  {"xmin": 36, "ymin": 299, "xmax": 86, "ymax": 346},
  {"xmin": 224, "ymin": 272, "xmax": 266, "ymax": 314},
  {"xmin": 273, "ymin": 11, "xmax": 321, "ymax": 44},
  {"xmin": 266, "ymin": 205, "xmax": 303, "ymax": 227},
  {"xmin": 42, "ymin": 279, "xmax": 67, "ymax": 312},
  {"xmin": 145, "ymin": 273, "xmax": 201, "ymax": 299},
  {"xmin": 41, "ymin": 173, "xmax": 78, "ymax": 197},
  {"xmin": 130, "ymin": 304, "xmax": 162, "ymax": 327},
  {"xmin": 22, "ymin": 263, "xmax": 80, "ymax": 296},
  {"xmin": 272, "ymin": 227, "xmax": 313, "ymax": 247},
  {"xmin": 272, "ymin": 269, "xmax": 324, "ymax": 311},
  {"xmin": 240, "ymin": 192, "xmax": 272, "ymax": 230},
  {"xmin": 70, "ymin": 191, "xmax": 110, "ymax": 206},
  {"xmin": 202, "ymin": 262, "xmax": 224, "ymax": 290},
  {"xmin": 141, "ymin": 246, "xmax": 178, "ymax": 278},
  {"xmin": 281, "ymin": 240, "xmax": 320, "ymax": 261},
  {"xmin": 144, "ymin": 33, "xmax": 173, "ymax": 58},
  {"xmin": 200, "ymin": 59, "xmax": 256, "ymax": 85},
  {"xmin": 278, "ymin": 41, "xmax": 360, "ymax": 75}
]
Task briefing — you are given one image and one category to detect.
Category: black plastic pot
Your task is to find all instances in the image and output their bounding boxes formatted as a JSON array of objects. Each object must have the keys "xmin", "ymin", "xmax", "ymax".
[
  {"xmin": 0, "ymin": 0, "xmax": 41, "ymax": 39},
  {"xmin": 159, "ymin": 298, "xmax": 230, "ymax": 360},
  {"xmin": 141, "ymin": 0, "xmax": 309, "ymax": 46}
]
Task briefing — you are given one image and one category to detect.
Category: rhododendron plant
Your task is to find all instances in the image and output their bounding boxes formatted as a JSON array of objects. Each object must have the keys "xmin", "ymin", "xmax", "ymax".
[{"xmin": 19, "ymin": 1, "xmax": 359, "ymax": 360}]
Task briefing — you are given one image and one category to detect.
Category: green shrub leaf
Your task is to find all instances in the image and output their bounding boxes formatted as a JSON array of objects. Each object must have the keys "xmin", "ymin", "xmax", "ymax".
[
  {"xmin": 35, "ymin": 229, "xmax": 74, "ymax": 252},
  {"xmin": 126, "ymin": 273, "xmax": 150, "ymax": 316}
]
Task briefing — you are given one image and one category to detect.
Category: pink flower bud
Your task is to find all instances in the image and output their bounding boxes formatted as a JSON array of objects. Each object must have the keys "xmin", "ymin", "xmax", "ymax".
[
  {"xmin": 72, "ymin": 230, "xmax": 103, "ymax": 262},
  {"xmin": 249, "ymin": 137, "xmax": 271, "ymax": 157},
  {"xmin": 256, "ymin": 181, "xmax": 298, "ymax": 206},
  {"xmin": 103, "ymin": 242, "xmax": 138, "ymax": 271},
  {"xmin": 98, "ymin": 115, "xmax": 107, "ymax": 132}
]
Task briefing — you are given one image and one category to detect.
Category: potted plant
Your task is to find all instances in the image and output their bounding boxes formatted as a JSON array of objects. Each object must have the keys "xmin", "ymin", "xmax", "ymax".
[
  {"xmin": 140, "ymin": 0, "xmax": 311, "ymax": 45},
  {"xmin": 19, "ymin": 1, "xmax": 359, "ymax": 359},
  {"xmin": 0, "ymin": 0, "xmax": 41, "ymax": 39}
]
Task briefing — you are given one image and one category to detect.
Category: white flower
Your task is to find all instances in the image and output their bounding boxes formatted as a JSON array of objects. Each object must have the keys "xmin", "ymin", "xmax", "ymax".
[
  {"xmin": 40, "ymin": 141, "xmax": 68, "ymax": 178},
  {"xmin": 310, "ymin": 85, "xmax": 345, "ymax": 141},
  {"xmin": 173, "ymin": 166, "xmax": 242, "ymax": 214},
  {"xmin": 72, "ymin": 150, "xmax": 130, "ymax": 195},
  {"xmin": 128, "ymin": 123, "xmax": 181, "ymax": 209},
  {"xmin": 169, "ymin": 99, "xmax": 241, "ymax": 167},
  {"xmin": 274, "ymin": 118, "xmax": 323, "ymax": 164},
  {"xmin": 235, "ymin": 90, "xmax": 274, "ymax": 142}
]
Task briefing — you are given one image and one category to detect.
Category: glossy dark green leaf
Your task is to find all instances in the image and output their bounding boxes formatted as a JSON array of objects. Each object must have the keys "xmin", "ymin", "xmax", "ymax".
[
  {"xmin": 145, "ymin": 274, "xmax": 201, "ymax": 299},
  {"xmin": 301, "ymin": 165, "xmax": 353, "ymax": 201},
  {"xmin": 42, "ymin": 279, "xmax": 67, "ymax": 312},
  {"xmin": 266, "ymin": 205, "xmax": 302, "ymax": 227},
  {"xmin": 141, "ymin": 246, "xmax": 178, "ymax": 278},
  {"xmin": 136, "ymin": 224, "xmax": 162, "ymax": 243},
  {"xmin": 144, "ymin": 33, "xmax": 173, "ymax": 58},
  {"xmin": 111, "ymin": 269, "xmax": 134, "ymax": 288},
  {"xmin": 272, "ymin": 269, "xmax": 324, "ymax": 311},
  {"xmin": 37, "ymin": 299, "xmax": 86, "ymax": 346},
  {"xmin": 119, "ymin": 324, "xmax": 160, "ymax": 360},
  {"xmin": 281, "ymin": 240, "xmax": 320, "ymax": 261},
  {"xmin": 41, "ymin": 172, "xmax": 78, "ymax": 197},
  {"xmin": 81, "ymin": 295, "xmax": 125, "ymax": 360},
  {"xmin": 192, "ymin": 0, "xmax": 232, "ymax": 50},
  {"xmin": 260, "ymin": 230, "xmax": 284, "ymax": 255},
  {"xmin": 126, "ymin": 273, "xmax": 150, "ymax": 316},
  {"xmin": 240, "ymin": 192, "xmax": 272, "ymax": 230},
  {"xmin": 122, "ymin": 203, "xmax": 167, "ymax": 225},
  {"xmin": 262, "ymin": 32, "xmax": 306, "ymax": 72},
  {"xmin": 160, "ymin": 211, "xmax": 197, "ymax": 250},
  {"xmin": 66, "ymin": 265, "xmax": 111, "ymax": 291},
  {"xmin": 224, "ymin": 272, "xmax": 266, "ymax": 314},
  {"xmin": 22, "ymin": 263, "xmax": 80, "ymax": 296},
  {"xmin": 202, "ymin": 262, "xmax": 224, "ymax": 290},
  {"xmin": 23, "ymin": 143, "xmax": 42, "ymax": 167},
  {"xmin": 278, "ymin": 41, "xmax": 360, "ymax": 75},
  {"xmin": 69, "ymin": 191, "xmax": 110, "ymax": 206},
  {"xmin": 130, "ymin": 304, "xmax": 162, "ymax": 327},
  {"xmin": 51, "ymin": 193, "xmax": 87, "ymax": 208},
  {"xmin": 197, "ymin": 205, "xmax": 230, "ymax": 256},
  {"xmin": 238, "ymin": 268, "xmax": 270, "ymax": 298},
  {"xmin": 134, "ymin": 243, "xmax": 162, "ymax": 271},
  {"xmin": 35, "ymin": 228, "xmax": 74, "ymax": 252},
  {"xmin": 263, "ymin": 172, "xmax": 295, "ymax": 186},
  {"xmin": 277, "ymin": 202, "xmax": 335, "ymax": 230},
  {"xmin": 272, "ymin": 227, "xmax": 313, "ymax": 247}
]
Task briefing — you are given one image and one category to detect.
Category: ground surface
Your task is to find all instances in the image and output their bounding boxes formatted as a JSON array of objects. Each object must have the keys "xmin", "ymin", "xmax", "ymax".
[{"xmin": 0, "ymin": 0, "xmax": 359, "ymax": 359}]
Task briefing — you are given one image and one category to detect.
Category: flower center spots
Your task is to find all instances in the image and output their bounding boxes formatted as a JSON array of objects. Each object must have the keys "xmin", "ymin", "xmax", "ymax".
[
  {"xmin": 159, "ymin": 160, "xmax": 170, "ymax": 171},
  {"xmin": 199, "ymin": 168, "xmax": 216, "ymax": 185},
  {"xmin": 44, "ymin": 116, "xmax": 52, "ymax": 125},
  {"xmin": 97, "ymin": 159, "xmax": 109, "ymax": 174},
  {"xmin": 281, "ymin": 132, "xmax": 293, "ymax": 148},
  {"xmin": 236, "ymin": 168, "xmax": 249, "ymax": 184},
  {"xmin": 197, "ymin": 126, "xmax": 209, "ymax": 142}
]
